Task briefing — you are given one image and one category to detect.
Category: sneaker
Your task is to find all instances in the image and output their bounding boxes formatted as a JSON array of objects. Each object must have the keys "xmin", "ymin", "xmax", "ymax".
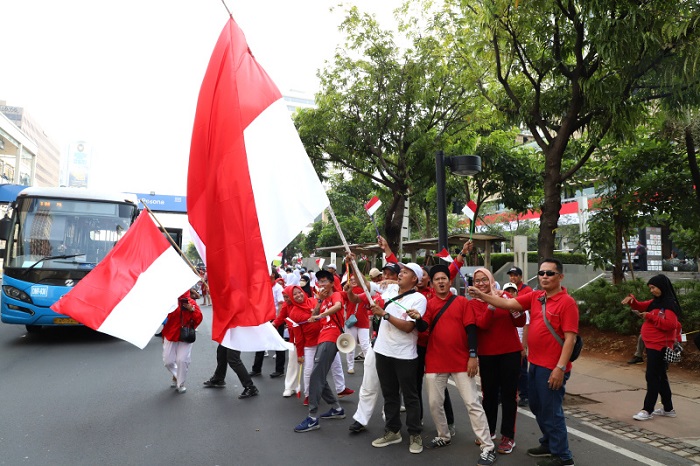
[
  {"xmin": 518, "ymin": 397, "xmax": 529, "ymax": 407},
  {"xmin": 409, "ymin": 434, "xmax": 423, "ymax": 454},
  {"xmin": 627, "ymin": 356, "xmax": 644, "ymax": 364},
  {"xmin": 400, "ymin": 405, "xmax": 406, "ymax": 412},
  {"xmin": 282, "ymin": 389, "xmax": 295, "ymax": 397},
  {"xmin": 177, "ymin": 385, "xmax": 187, "ymax": 394},
  {"xmin": 170, "ymin": 376, "xmax": 177, "ymax": 388},
  {"xmin": 238, "ymin": 386, "xmax": 259, "ymax": 399},
  {"xmin": 475, "ymin": 433, "xmax": 496, "ymax": 446},
  {"xmin": 203, "ymin": 378, "xmax": 226, "ymax": 388},
  {"xmin": 347, "ymin": 368, "xmax": 355, "ymax": 374},
  {"xmin": 477, "ymin": 449, "xmax": 497, "ymax": 465},
  {"xmin": 337, "ymin": 387, "xmax": 355, "ymax": 398},
  {"xmin": 270, "ymin": 371, "xmax": 284, "ymax": 378},
  {"xmin": 652, "ymin": 408, "xmax": 677, "ymax": 417},
  {"xmin": 537, "ymin": 457, "xmax": 575, "ymax": 466},
  {"xmin": 349, "ymin": 421, "xmax": 366, "ymax": 433},
  {"xmin": 497, "ymin": 436, "xmax": 515, "ymax": 454},
  {"xmin": 303, "ymin": 396, "xmax": 309, "ymax": 406},
  {"xmin": 320, "ymin": 407, "xmax": 346, "ymax": 419},
  {"xmin": 448, "ymin": 424, "xmax": 456, "ymax": 438},
  {"xmin": 294, "ymin": 416, "xmax": 319, "ymax": 433},
  {"xmin": 372, "ymin": 430, "xmax": 402, "ymax": 448},
  {"xmin": 426, "ymin": 437, "xmax": 451, "ymax": 449},
  {"xmin": 354, "ymin": 354, "xmax": 365, "ymax": 361},
  {"xmin": 633, "ymin": 410, "xmax": 653, "ymax": 421},
  {"xmin": 527, "ymin": 445, "xmax": 552, "ymax": 457},
  {"xmin": 248, "ymin": 371, "xmax": 262, "ymax": 377}
]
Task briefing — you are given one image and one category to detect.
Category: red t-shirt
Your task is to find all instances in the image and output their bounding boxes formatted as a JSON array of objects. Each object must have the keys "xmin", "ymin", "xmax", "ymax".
[
  {"xmin": 317, "ymin": 292, "xmax": 345, "ymax": 344},
  {"xmin": 630, "ymin": 298, "xmax": 681, "ymax": 351},
  {"xmin": 417, "ymin": 287, "xmax": 435, "ymax": 347},
  {"xmin": 423, "ymin": 295, "xmax": 475, "ymax": 373},
  {"xmin": 162, "ymin": 298, "xmax": 203, "ymax": 342},
  {"xmin": 516, "ymin": 289, "xmax": 579, "ymax": 372},
  {"xmin": 471, "ymin": 299, "xmax": 525, "ymax": 355},
  {"xmin": 288, "ymin": 306, "xmax": 321, "ymax": 354}
]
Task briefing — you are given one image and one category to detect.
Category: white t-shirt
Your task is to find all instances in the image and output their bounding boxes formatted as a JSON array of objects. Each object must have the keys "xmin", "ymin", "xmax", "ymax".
[
  {"xmin": 373, "ymin": 284, "xmax": 427, "ymax": 360},
  {"xmin": 271, "ymin": 283, "xmax": 284, "ymax": 314}
]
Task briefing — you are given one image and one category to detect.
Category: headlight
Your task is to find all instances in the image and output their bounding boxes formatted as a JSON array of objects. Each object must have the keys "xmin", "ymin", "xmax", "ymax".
[{"xmin": 2, "ymin": 286, "xmax": 33, "ymax": 304}]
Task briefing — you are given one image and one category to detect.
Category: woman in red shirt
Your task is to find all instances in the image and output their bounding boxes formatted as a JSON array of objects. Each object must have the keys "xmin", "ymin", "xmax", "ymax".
[
  {"xmin": 471, "ymin": 268, "xmax": 526, "ymax": 455},
  {"xmin": 622, "ymin": 274, "xmax": 682, "ymax": 421},
  {"xmin": 162, "ymin": 291, "xmax": 203, "ymax": 394}
]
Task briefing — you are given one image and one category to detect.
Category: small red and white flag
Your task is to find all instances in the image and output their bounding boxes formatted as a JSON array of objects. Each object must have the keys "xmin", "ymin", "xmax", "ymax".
[
  {"xmin": 51, "ymin": 212, "xmax": 200, "ymax": 349},
  {"xmin": 315, "ymin": 258, "xmax": 325, "ymax": 270},
  {"xmin": 462, "ymin": 200, "xmax": 478, "ymax": 221},
  {"xmin": 435, "ymin": 248, "xmax": 454, "ymax": 263},
  {"xmin": 187, "ymin": 18, "xmax": 329, "ymax": 351},
  {"xmin": 364, "ymin": 196, "xmax": 382, "ymax": 216}
]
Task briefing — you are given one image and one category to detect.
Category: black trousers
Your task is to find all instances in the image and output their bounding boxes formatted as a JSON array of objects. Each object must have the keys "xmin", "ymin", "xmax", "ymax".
[
  {"xmin": 417, "ymin": 345, "xmax": 454, "ymax": 424},
  {"xmin": 212, "ymin": 344, "xmax": 254, "ymax": 388},
  {"xmin": 643, "ymin": 348, "xmax": 673, "ymax": 413},
  {"xmin": 479, "ymin": 351, "xmax": 521, "ymax": 439},
  {"xmin": 376, "ymin": 352, "xmax": 422, "ymax": 435}
]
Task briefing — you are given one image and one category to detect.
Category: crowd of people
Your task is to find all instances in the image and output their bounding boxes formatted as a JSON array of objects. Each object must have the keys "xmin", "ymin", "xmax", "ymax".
[{"xmin": 159, "ymin": 236, "xmax": 692, "ymax": 466}]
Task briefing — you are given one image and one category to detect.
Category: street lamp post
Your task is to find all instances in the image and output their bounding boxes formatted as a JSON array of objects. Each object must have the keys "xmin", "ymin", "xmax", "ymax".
[{"xmin": 435, "ymin": 151, "xmax": 482, "ymax": 252}]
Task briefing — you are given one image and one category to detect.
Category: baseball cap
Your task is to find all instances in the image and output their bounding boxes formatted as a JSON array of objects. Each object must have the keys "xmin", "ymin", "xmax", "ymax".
[
  {"xmin": 507, "ymin": 267, "xmax": 523, "ymax": 276},
  {"xmin": 382, "ymin": 262, "xmax": 401, "ymax": 275},
  {"xmin": 503, "ymin": 282, "xmax": 518, "ymax": 292},
  {"xmin": 368, "ymin": 268, "xmax": 382, "ymax": 279},
  {"xmin": 428, "ymin": 264, "xmax": 450, "ymax": 280},
  {"xmin": 400, "ymin": 262, "xmax": 423, "ymax": 281},
  {"xmin": 327, "ymin": 263, "xmax": 337, "ymax": 270}
]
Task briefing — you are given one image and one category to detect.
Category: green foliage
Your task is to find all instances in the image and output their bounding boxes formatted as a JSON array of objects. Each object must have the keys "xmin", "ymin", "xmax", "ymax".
[
  {"xmin": 184, "ymin": 242, "xmax": 202, "ymax": 265},
  {"xmin": 488, "ymin": 252, "xmax": 588, "ymax": 272},
  {"xmin": 574, "ymin": 278, "xmax": 700, "ymax": 334}
]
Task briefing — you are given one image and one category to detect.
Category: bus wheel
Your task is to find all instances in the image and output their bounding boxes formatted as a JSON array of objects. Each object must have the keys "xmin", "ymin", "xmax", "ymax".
[{"xmin": 25, "ymin": 325, "xmax": 42, "ymax": 333}]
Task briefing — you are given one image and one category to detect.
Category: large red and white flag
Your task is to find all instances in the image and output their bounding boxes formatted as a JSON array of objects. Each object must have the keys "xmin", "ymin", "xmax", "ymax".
[
  {"xmin": 51, "ymin": 212, "xmax": 200, "ymax": 349},
  {"xmin": 364, "ymin": 196, "xmax": 382, "ymax": 216},
  {"xmin": 462, "ymin": 200, "xmax": 478, "ymax": 221},
  {"xmin": 187, "ymin": 18, "xmax": 329, "ymax": 351},
  {"xmin": 435, "ymin": 248, "xmax": 454, "ymax": 263}
]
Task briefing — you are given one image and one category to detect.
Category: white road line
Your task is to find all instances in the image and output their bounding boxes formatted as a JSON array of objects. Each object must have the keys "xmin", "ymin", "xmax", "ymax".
[{"xmin": 446, "ymin": 379, "xmax": 667, "ymax": 466}]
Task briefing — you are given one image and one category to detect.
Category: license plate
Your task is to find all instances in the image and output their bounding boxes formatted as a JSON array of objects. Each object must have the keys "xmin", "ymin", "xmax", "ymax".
[{"xmin": 53, "ymin": 317, "xmax": 79, "ymax": 325}]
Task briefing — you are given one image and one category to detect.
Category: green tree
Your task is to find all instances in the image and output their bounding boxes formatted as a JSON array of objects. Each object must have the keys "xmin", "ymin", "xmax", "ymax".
[
  {"xmin": 447, "ymin": 0, "xmax": 700, "ymax": 260},
  {"xmin": 184, "ymin": 242, "xmax": 202, "ymax": 265},
  {"xmin": 296, "ymin": 6, "xmax": 489, "ymax": 252}
]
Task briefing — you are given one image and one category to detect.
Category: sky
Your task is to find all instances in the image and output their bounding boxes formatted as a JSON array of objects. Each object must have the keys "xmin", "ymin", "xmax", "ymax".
[{"xmin": 0, "ymin": 0, "xmax": 402, "ymax": 197}]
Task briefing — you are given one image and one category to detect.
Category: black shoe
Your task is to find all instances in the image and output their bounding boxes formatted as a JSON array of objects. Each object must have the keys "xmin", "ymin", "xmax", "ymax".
[
  {"xmin": 349, "ymin": 420, "xmax": 366, "ymax": 433},
  {"xmin": 248, "ymin": 371, "xmax": 262, "ymax": 377},
  {"xmin": 270, "ymin": 371, "xmax": 284, "ymax": 378},
  {"xmin": 203, "ymin": 378, "xmax": 226, "ymax": 388},
  {"xmin": 627, "ymin": 356, "xmax": 644, "ymax": 364},
  {"xmin": 518, "ymin": 397, "xmax": 529, "ymax": 407},
  {"xmin": 239, "ymin": 386, "xmax": 259, "ymax": 399}
]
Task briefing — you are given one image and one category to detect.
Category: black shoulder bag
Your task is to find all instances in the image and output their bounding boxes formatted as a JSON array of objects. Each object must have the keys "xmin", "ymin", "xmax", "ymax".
[
  {"xmin": 429, "ymin": 295, "xmax": 457, "ymax": 333},
  {"xmin": 538, "ymin": 295, "xmax": 582, "ymax": 362},
  {"xmin": 179, "ymin": 308, "xmax": 196, "ymax": 343}
]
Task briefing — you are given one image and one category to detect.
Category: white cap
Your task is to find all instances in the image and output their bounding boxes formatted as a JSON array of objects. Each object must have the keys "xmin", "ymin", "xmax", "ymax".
[
  {"xmin": 399, "ymin": 262, "xmax": 423, "ymax": 281},
  {"xmin": 327, "ymin": 263, "xmax": 337, "ymax": 270}
]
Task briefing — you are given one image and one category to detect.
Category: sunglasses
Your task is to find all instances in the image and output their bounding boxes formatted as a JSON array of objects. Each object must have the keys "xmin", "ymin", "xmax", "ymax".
[{"xmin": 537, "ymin": 270, "xmax": 559, "ymax": 277}]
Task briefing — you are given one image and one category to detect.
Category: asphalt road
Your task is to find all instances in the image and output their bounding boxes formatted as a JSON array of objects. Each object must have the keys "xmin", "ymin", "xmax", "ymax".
[{"xmin": 0, "ymin": 306, "xmax": 691, "ymax": 466}]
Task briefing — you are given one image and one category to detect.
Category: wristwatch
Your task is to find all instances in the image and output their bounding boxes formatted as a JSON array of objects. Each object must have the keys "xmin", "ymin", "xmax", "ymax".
[
  {"xmin": 459, "ymin": 251, "xmax": 467, "ymax": 257},
  {"xmin": 556, "ymin": 364, "xmax": 566, "ymax": 372},
  {"xmin": 469, "ymin": 351, "xmax": 477, "ymax": 358},
  {"xmin": 382, "ymin": 313, "xmax": 391, "ymax": 321}
]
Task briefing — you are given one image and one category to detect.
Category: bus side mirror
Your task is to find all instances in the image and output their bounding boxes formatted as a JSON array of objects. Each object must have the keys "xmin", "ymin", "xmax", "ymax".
[{"xmin": 0, "ymin": 216, "xmax": 11, "ymax": 241}]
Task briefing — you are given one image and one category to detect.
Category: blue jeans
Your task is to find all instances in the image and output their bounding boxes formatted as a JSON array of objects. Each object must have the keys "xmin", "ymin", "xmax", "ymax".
[{"xmin": 528, "ymin": 363, "xmax": 572, "ymax": 460}]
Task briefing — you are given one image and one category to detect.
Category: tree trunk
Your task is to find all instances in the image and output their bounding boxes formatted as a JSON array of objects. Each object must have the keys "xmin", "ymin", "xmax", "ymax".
[
  {"xmin": 537, "ymin": 151, "xmax": 563, "ymax": 261},
  {"xmin": 612, "ymin": 213, "xmax": 625, "ymax": 285},
  {"xmin": 384, "ymin": 193, "xmax": 405, "ymax": 254},
  {"xmin": 686, "ymin": 125, "xmax": 700, "ymax": 204}
]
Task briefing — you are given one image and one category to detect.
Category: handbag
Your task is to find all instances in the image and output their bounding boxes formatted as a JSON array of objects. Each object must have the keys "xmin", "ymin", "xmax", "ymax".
[
  {"xmin": 179, "ymin": 305, "xmax": 196, "ymax": 343},
  {"xmin": 539, "ymin": 295, "xmax": 583, "ymax": 362},
  {"xmin": 664, "ymin": 342, "xmax": 682, "ymax": 363},
  {"xmin": 346, "ymin": 314, "xmax": 358, "ymax": 328}
]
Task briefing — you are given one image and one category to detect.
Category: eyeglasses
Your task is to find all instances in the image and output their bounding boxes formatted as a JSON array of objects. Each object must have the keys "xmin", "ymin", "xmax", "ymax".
[
  {"xmin": 317, "ymin": 280, "xmax": 331, "ymax": 285},
  {"xmin": 474, "ymin": 278, "xmax": 490, "ymax": 284},
  {"xmin": 537, "ymin": 270, "xmax": 559, "ymax": 277}
]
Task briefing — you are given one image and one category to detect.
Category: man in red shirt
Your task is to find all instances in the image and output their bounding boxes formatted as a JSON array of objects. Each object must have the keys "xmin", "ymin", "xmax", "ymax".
[
  {"xmin": 468, "ymin": 258, "xmax": 578, "ymax": 466},
  {"xmin": 294, "ymin": 270, "xmax": 347, "ymax": 432},
  {"xmin": 409, "ymin": 265, "xmax": 496, "ymax": 466},
  {"xmin": 507, "ymin": 267, "xmax": 532, "ymax": 295}
]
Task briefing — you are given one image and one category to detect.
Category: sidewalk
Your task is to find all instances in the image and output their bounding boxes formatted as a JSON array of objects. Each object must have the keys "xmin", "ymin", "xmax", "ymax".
[{"xmin": 567, "ymin": 354, "xmax": 700, "ymax": 451}]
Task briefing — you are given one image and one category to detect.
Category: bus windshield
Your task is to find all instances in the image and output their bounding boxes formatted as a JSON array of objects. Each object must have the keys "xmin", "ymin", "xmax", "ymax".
[{"xmin": 5, "ymin": 196, "xmax": 137, "ymax": 271}]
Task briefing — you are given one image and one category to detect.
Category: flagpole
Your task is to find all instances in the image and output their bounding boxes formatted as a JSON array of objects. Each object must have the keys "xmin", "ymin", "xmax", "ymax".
[
  {"xmin": 139, "ymin": 199, "xmax": 204, "ymax": 281},
  {"xmin": 326, "ymin": 205, "xmax": 375, "ymax": 307}
]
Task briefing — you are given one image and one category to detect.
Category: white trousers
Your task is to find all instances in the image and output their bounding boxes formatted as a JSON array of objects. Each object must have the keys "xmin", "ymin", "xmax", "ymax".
[
  {"xmin": 303, "ymin": 345, "xmax": 345, "ymax": 397},
  {"xmin": 283, "ymin": 345, "xmax": 300, "ymax": 393},
  {"xmin": 352, "ymin": 346, "xmax": 380, "ymax": 426},
  {"xmin": 346, "ymin": 326, "xmax": 371, "ymax": 370},
  {"xmin": 426, "ymin": 372, "xmax": 494, "ymax": 451},
  {"xmin": 163, "ymin": 339, "xmax": 194, "ymax": 388}
]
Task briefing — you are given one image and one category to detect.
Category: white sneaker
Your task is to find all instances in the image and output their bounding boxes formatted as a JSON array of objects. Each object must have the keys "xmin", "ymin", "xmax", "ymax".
[
  {"xmin": 170, "ymin": 376, "xmax": 177, "ymax": 388},
  {"xmin": 177, "ymin": 385, "xmax": 187, "ymax": 394},
  {"xmin": 347, "ymin": 368, "xmax": 355, "ymax": 374},
  {"xmin": 652, "ymin": 408, "xmax": 676, "ymax": 417},
  {"xmin": 282, "ymin": 389, "xmax": 295, "ymax": 397},
  {"xmin": 633, "ymin": 410, "xmax": 653, "ymax": 421}
]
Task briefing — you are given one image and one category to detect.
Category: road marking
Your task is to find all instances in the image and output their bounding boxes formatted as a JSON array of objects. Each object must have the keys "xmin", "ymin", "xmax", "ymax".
[{"xmin": 446, "ymin": 379, "xmax": 667, "ymax": 466}]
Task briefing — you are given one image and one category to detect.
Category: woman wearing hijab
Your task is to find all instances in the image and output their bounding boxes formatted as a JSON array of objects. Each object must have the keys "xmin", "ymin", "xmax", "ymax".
[
  {"xmin": 622, "ymin": 274, "xmax": 682, "ymax": 421},
  {"xmin": 162, "ymin": 291, "xmax": 203, "ymax": 394},
  {"xmin": 299, "ymin": 274, "xmax": 313, "ymax": 298},
  {"xmin": 470, "ymin": 268, "xmax": 526, "ymax": 455}
]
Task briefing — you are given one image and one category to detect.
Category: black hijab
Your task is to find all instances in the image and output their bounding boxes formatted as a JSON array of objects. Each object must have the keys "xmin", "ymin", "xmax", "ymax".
[{"xmin": 646, "ymin": 274, "xmax": 682, "ymax": 318}]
